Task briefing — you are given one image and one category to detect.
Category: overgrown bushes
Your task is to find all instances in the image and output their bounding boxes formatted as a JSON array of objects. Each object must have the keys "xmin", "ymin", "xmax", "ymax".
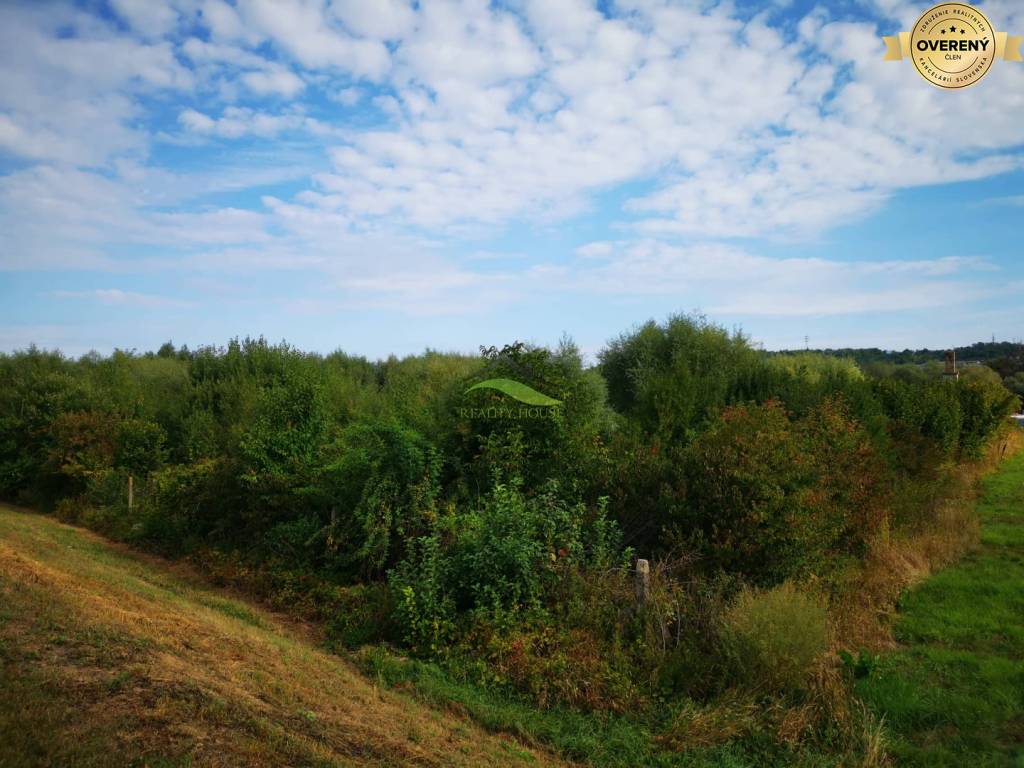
[
  {"xmin": 682, "ymin": 398, "xmax": 888, "ymax": 585},
  {"xmin": 390, "ymin": 479, "xmax": 620, "ymax": 654},
  {"xmin": 0, "ymin": 315, "xmax": 1018, "ymax": 764}
]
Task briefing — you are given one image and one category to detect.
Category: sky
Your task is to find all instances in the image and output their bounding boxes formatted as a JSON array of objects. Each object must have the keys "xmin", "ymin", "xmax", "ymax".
[{"xmin": 1, "ymin": 0, "xmax": 1023, "ymax": 360}]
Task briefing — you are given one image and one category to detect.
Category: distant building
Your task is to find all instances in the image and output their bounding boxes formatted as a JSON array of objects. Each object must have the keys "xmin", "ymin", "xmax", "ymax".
[{"xmin": 943, "ymin": 350, "xmax": 959, "ymax": 381}]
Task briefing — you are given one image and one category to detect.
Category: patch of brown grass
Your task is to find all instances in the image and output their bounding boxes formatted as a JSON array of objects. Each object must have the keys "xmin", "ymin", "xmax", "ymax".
[
  {"xmin": 0, "ymin": 505, "xmax": 569, "ymax": 768},
  {"xmin": 656, "ymin": 692, "xmax": 760, "ymax": 750},
  {"xmin": 832, "ymin": 429, "xmax": 1023, "ymax": 653}
]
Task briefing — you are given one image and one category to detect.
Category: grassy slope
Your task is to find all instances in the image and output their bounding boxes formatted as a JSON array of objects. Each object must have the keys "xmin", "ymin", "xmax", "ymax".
[
  {"xmin": 0, "ymin": 504, "xmax": 567, "ymax": 768},
  {"xmin": 857, "ymin": 448, "xmax": 1024, "ymax": 767}
]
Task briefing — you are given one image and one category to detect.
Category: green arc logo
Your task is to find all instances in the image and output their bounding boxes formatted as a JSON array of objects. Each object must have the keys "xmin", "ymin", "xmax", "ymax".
[{"xmin": 465, "ymin": 378, "xmax": 561, "ymax": 406}]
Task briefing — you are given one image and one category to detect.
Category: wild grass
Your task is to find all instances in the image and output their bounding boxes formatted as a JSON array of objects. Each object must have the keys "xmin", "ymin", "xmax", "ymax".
[
  {"xmin": 3, "ymin": 428, "xmax": 1020, "ymax": 768},
  {"xmin": 721, "ymin": 582, "xmax": 829, "ymax": 696},
  {"xmin": 832, "ymin": 430, "xmax": 1022, "ymax": 653},
  {"xmin": 855, "ymin": 435, "xmax": 1024, "ymax": 766},
  {"xmin": 0, "ymin": 503, "xmax": 563, "ymax": 768}
]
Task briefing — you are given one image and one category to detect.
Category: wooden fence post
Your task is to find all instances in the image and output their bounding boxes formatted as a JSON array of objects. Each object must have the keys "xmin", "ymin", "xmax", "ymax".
[
  {"xmin": 635, "ymin": 558, "xmax": 650, "ymax": 607},
  {"xmin": 128, "ymin": 474, "xmax": 134, "ymax": 512}
]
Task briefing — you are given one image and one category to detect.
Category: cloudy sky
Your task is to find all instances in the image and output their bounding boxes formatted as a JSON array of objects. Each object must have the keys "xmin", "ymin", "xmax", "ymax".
[{"xmin": 1, "ymin": 0, "xmax": 1023, "ymax": 359}]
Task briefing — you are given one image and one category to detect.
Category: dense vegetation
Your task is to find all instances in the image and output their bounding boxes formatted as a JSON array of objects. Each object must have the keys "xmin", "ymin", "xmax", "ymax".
[
  {"xmin": 856, "ymin": 449, "xmax": 1024, "ymax": 766},
  {"xmin": 1, "ymin": 314, "xmax": 1019, "ymax": 766},
  {"xmin": 783, "ymin": 341, "xmax": 1024, "ymax": 405}
]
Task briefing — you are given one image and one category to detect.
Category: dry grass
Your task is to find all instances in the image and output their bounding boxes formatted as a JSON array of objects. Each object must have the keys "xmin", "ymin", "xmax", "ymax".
[
  {"xmin": 831, "ymin": 428, "xmax": 1023, "ymax": 653},
  {"xmin": 656, "ymin": 692, "xmax": 759, "ymax": 750},
  {"xmin": 0, "ymin": 504, "xmax": 569, "ymax": 768}
]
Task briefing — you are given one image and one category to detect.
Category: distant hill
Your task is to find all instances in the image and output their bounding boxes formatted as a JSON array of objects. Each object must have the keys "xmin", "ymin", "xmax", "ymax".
[{"xmin": 775, "ymin": 341, "xmax": 1024, "ymax": 368}]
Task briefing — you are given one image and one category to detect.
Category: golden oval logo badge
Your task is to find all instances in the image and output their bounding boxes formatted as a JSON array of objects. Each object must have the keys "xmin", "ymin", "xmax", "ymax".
[
  {"xmin": 912, "ymin": 3, "xmax": 994, "ymax": 88},
  {"xmin": 883, "ymin": 3, "xmax": 1022, "ymax": 89}
]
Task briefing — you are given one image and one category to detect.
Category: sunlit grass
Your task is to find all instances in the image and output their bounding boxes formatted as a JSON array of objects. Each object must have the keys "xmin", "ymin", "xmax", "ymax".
[
  {"xmin": 857, "ymin": 449, "xmax": 1024, "ymax": 766},
  {"xmin": 0, "ymin": 505, "xmax": 561, "ymax": 768}
]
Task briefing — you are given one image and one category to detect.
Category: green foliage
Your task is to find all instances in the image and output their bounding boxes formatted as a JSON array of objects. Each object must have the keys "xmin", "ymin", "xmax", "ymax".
[
  {"xmin": 47, "ymin": 410, "xmax": 117, "ymax": 488},
  {"xmin": 857, "ymin": 449, "xmax": 1024, "ymax": 766},
  {"xmin": 956, "ymin": 369, "xmax": 1019, "ymax": 458},
  {"xmin": 600, "ymin": 314, "xmax": 764, "ymax": 442},
  {"xmin": 721, "ymin": 582, "xmax": 829, "ymax": 695},
  {"xmin": 237, "ymin": 357, "xmax": 328, "ymax": 498},
  {"xmin": 0, "ymin": 348, "xmax": 85, "ymax": 501},
  {"xmin": 114, "ymin": 418, "xmax": 166, "ymax": 475},
  {"xmin": 453, "ymin": 340, "xmax": 609, "ymax": 494},
  {"xmin": 681, "ymin": 399, "xmax": 887, "ymax": 584},
  {"xmin": 324, "ymin": 584, "xmax": 397, "ymax": 650},
  {"xmin": 136, "ymin": 459, "xmax": 226, "ymax": 549},
  {"xmin": 390, "ymin": 478, "xmax": 617, "ymax": 652},
  {"xmin": 0, "ymin": 320, "xmax": 1019, "ymax": 765},
  {"xmin": 315, "ymin": 420, "xmax": 441, "ymax": 577},
  {"xmin": 1003, "ymin": 372, "xmax": 1024, "ymax": 406},
  {"xmin": 837, "ymin": 649, "xmax": 879, "ymax": 680},
  {"xmin": 765, "ymin": 353, "xmax": 864, "ymax": 385}
]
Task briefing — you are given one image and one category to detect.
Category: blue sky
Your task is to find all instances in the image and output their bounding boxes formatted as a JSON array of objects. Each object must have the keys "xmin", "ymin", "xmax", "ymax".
[{"xmin": 1, "ymin": 0, "xmax": 1023, "ymax": 360}]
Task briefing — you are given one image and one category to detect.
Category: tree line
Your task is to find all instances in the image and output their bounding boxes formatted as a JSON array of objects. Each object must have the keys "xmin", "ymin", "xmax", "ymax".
[{"xmin": 1, "ymin": 314, "xmax": 1019, "ymax": 761}]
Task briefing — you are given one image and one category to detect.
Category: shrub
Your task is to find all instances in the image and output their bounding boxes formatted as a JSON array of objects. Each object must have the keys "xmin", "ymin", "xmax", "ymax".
[
  {"xmin": 314, "ymin": 420, "xmax": 441, "ymax": 578},
  {"xmin": 956, "ymin": 371, "xmax": 1018, "ymax": 458},
  {"xmin": 136, "ymin": 459, "xmax": 226, "ymax": 550},
  {"xmin": 114, "ymin": 418, "xmax": 167, "ymax": 475},
  {"xmin": 0, "ymin": 349, "xmax": 86, "ymax": 500},
  {"xmin": 324, "ymin": 584, "xmax": 397, "ymax": 650},
  {"xmin": 682, "ymin": 399, "xmax": 889, "ymax": 584},
  {"xmin": 237, "ymin": 362, "xmax": 329, "ymax": 514},
  {"xmin": 390, "ymin": 478, "xmax": 620, "ymax": 653},
  {"xmin": 682, "ymin": 402, "xmax": 824, "ymax": 583},
  {"xmin": 391, "ymin": 528, "xmax": 457, "ymax": 654},
  {"xmin": 453, "ymin": 340, "xmax": 610, "ymax": 493},
  {"xmin": 797, "ymin": 396, "xmax": 890, "ymax": 555},
  {"xmin": 47, "ymin": 410, "xmax": 117, "ymax": 490},
  {"xmin": 599, "ymin": 314, "xmax": 765, "ymax": 442},
  {"xmin": 721, "ymin": 582, "xmax": 829, "ymax": 696},
  {"xmin": 465, "ymin": 622, "xmax": 639, "ymax": 712}
]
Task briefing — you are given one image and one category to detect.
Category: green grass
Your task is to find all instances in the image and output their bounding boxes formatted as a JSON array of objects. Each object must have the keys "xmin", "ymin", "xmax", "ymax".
[
  {"xmin": 7, "ymin": 444, "xmax": 1022, "ymax": 768},
  {"xmin": 857, "ymin": 449, "xmax": 1024, "ymax": 767},
  {"xmin": 355, "ymin": 648, "xmax": 844, "ymax": 768}
]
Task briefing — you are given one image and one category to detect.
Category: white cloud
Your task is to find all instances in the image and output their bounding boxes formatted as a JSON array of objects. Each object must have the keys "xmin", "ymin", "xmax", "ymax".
[
  {"xmin": 284, "ymin": 1, "xmax": 1024, "ymax": 240},
  {"xmin": 110, "ymin": 0, "xmax": 180, "ymax": 39},
  {"xmin": 331, "ymin": 0, "xmax": 416, "ymax": 40},
  {"xmin": 236, "ymin": 0, "xmax": 390, "ymax": 78},
  {"xmin": 199, "ymin": 0, "xmax": 251, "ymax": 42},
  {"xmin": 53, "ymin": 288, "xmax": 190, "ymax": 309},
  {"xmin": 0, "ymin": 165, "xmax": 276, "ymax": 271},
  {"xmin": 1, "ymin": 0, "xmax": 1023, "ymax": 335},
  {"xmin": 542, "ymin": 241, "xmax": 999, "ymax": 317},
  {"xmin": 330, "ymin": 87, "xmax": 362, "ymax": 106},
  {"xmin": 0, "ymin": 4, "xmax": 191, "ymax": 167},
  {"xmin": 575, "ymin": 241, "xmax": 616, "ymax": 259},
  {"xmin": 178, "ymin": 107, "xmax": 335, "ymax": 138},
  {"xmin": 180, "ymin": 37, "xmax": 267, "ymax": 67},
  {"xmin": 240, "ymin": 66, "xmax": 306, "ymax": 97},
  {"xmin": 396, "ymin": 0, "xmax": 541, "ymax": 87}
]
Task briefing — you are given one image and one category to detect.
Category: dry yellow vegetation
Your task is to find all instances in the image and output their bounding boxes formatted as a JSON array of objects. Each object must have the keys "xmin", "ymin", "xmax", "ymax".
[{"xmin": 0, "ymin": 503, "xmax": 568, "ymax": 768}]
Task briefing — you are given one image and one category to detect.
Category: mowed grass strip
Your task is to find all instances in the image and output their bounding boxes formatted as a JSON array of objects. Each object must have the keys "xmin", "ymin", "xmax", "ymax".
[
  {"xmin": 857, "ymin": 447, "xmax": 1024, "ymax": 767},
  {"xmin": 0, "ymin": 504, "xmax": 565, "ymax": 768}
]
